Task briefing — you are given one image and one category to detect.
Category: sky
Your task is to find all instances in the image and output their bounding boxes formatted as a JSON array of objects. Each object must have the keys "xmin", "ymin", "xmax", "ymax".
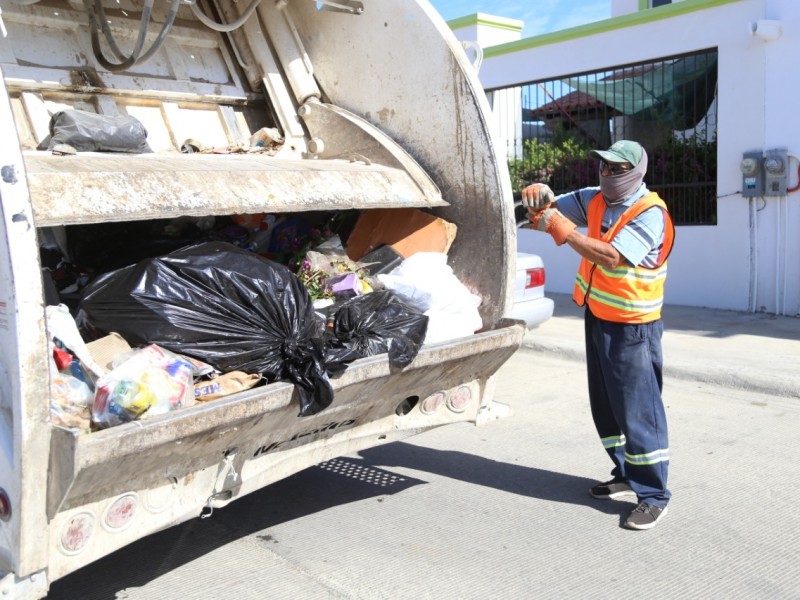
[{"xmin": 428, "ymin": 0, "xmax": 612, "ymax": 37}]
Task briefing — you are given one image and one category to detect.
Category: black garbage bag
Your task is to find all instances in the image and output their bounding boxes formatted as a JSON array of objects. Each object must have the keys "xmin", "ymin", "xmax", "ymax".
[
  {"xmin": 77, "ymin": 241, "xmax": 332, "ymax": 416},
  {"xmin": 323, "ymin": 290, "xmax": 428, "ymax": 376},
  {"xmin": 43, "ymin": 109, "xmax": 152, "ymax": 153}
]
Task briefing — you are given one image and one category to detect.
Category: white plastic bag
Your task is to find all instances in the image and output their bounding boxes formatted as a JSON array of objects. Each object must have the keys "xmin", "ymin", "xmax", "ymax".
[
  {"xmin": 377, "ymin": 253, "xmax": 483, "ymax": 344},
  {"xmin": 45, "ymin": 304, "xmax": 107, "ymax": 378}
]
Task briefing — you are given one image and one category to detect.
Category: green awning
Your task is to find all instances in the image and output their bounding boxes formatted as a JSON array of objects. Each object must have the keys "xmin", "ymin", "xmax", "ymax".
[{"xmin": 564, "ymin": 53, "xmax": 717, "ymax": 130}]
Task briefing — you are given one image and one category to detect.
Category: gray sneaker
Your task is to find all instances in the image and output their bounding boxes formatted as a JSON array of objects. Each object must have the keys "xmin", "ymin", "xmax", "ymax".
[
  {"xmin": 589, "ymin": 477, "xmax": 637, "ymax": 500},
  {"xmin": 624, "ymin": 502, "xmax": 668, "ymax": 530}
]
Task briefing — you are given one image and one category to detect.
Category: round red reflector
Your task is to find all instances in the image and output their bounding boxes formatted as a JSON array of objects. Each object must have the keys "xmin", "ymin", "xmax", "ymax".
[
  {"xmin": 421, "ymin": 392, "xmax": 445, "ymax": 414},
  {"xmin": 446, "ymin": 386, "xmax": 472, "ymax": 413},
  {"xmin": 60, "ymin": 512, "xmax": 95, "ymax": 555},
  {"xmin": 104, "ymin": 494, "xmax": 137, "ymax": 531}
]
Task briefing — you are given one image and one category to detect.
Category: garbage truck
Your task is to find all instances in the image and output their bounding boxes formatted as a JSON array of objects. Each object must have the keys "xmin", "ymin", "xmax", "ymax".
[{"xmin": 0, "ymin": 1, "xmax": 522, "ymax": 596}]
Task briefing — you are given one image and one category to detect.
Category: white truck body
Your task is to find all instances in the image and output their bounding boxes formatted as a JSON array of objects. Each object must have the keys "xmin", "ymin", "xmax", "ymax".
[{"xmin": 0, "ymin": 1, "xmax": 521, "ymax": 596}]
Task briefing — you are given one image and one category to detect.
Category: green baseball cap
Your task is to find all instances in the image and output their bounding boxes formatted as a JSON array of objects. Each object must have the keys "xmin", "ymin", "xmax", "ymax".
[{"xmin": 589, "ymin": 140, "xmax": 645, "ymax": 166}]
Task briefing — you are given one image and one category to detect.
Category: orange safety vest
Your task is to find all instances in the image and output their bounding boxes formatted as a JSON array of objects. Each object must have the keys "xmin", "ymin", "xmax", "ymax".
[{"xmin": 572, "ymin": 192, "xmax": 675, "ymax": 323}]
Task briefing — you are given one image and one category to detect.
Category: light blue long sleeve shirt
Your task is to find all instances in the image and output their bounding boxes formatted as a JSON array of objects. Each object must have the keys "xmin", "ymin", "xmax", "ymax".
[{"xmin": 555, "ymin": 184, "xmax": 667, "ymax": 269}]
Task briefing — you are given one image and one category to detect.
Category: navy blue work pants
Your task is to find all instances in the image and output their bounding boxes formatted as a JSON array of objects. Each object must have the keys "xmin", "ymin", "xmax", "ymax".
[{"xmin": 584, "ymin": 308, "xmax": 671, "ymax": 507}]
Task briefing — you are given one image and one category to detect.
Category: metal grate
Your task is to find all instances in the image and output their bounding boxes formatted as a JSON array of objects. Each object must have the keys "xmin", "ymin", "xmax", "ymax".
[{"xmin": 491, "ymin": 48, "xmax": 718, "ymax": 226}]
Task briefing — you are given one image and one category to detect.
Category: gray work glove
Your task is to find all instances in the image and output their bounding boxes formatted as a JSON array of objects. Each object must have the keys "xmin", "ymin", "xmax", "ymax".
[{"xmin": 521, "ymin": 183, "xmax": 555, "ymax": 212}]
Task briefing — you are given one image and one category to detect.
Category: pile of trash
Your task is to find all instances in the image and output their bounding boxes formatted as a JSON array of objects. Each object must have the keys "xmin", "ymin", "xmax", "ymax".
[{"xmin": 44, "ymin": 205, "xmax": 483, "ymax": 433}]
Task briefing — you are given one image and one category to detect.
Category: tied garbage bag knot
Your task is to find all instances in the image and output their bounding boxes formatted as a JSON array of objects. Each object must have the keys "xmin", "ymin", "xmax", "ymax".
[{"xmin": 281, "ymin": 339, "xmax": 302, "ymax": 361}]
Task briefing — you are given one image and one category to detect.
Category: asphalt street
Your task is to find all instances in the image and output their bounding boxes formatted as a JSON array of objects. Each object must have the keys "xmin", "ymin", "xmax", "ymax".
[{"xmin": 44, "ymin": 297, "xmax": 800, "ymax": 600}]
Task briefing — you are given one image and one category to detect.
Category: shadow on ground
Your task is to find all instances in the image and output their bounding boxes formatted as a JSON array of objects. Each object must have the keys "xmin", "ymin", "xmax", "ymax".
[
  {"xmin": 45, "ymin": 457, "xmax": 424, "ymax": 600},
  {"xmin": 359, "ymin": 442, "xmax": 621, "ymax": 511},
  {"xmin": 46, "ymin": 441, "xmax": 626, "ymax": 599},
  {"xmin": 547, "ymin": 292, "xmax": 800, "ymax": 342}
]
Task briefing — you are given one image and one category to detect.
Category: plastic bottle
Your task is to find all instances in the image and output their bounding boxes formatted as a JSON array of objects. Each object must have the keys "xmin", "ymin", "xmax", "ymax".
[{"xmin": 246, "ymin": 214, "xmax": 277, "ymax": 254}]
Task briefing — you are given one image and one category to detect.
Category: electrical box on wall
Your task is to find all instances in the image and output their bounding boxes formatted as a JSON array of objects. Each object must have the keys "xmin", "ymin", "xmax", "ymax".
[
  {"xmin": 741, "ymin": 151, "xmax": 764, "ymax": 197},
  {"xmin": 763, "ymin": 148, "xmax": 788, "ymax": 196}
]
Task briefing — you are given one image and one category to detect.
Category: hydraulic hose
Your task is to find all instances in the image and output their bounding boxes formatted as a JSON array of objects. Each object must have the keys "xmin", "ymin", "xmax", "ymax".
[
  {"xmin": 85, "ymin": 0, "xmax": 179, "ymax": 73},
  {"xmin": 189, "ymin": 0, "xmax": 263, "ymax": 33},
  {"xmin": 85, "ymin": 0, "xmax": 153, "ymax": 71},
  {"xmin": 134, "ymin": 0, "xmax": 180, "ymax": 65}
]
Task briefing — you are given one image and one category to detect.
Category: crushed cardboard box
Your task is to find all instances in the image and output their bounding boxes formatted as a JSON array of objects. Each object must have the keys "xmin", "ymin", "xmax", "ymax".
[
  {"xmin": 345, "ymin": 208, "xmax": 457, "ymax": 261},
  {"xmin": 86, "ymin": 332, "xmax": 132, "ymax": 373}
]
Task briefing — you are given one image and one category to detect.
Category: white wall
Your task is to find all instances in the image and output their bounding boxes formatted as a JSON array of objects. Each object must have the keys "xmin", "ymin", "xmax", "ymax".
[
  {"xmin": 611, "ymin": 0, "xmax": 641, "ymax": 16},
  {"xmin": 473, "ymin": 0, "xmax": 800, "ymax": 315},
  {"xmin": 485, "ymin": 89, "xmax": 523, "ymax": 159},
  {"xmin": 449, "ymin": 13, "xmax": 523, "ymax": 48}
]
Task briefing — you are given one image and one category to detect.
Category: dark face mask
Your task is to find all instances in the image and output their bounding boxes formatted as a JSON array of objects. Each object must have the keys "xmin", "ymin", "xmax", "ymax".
[{"xmin": 599, "ymin": 153, "xmax": 648, "ymax": 205}]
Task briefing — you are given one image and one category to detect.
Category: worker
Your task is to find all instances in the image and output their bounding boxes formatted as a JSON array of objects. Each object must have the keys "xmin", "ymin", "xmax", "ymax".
[{"xmin": 521, "ymin": 140, "xmax": 675, "ymax": 530}]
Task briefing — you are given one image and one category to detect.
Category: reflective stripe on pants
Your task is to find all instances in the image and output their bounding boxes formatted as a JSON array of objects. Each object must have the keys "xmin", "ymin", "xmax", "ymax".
[{"xmin": 584, "ymin": 308, "xmax": 671, "ymax": 507}]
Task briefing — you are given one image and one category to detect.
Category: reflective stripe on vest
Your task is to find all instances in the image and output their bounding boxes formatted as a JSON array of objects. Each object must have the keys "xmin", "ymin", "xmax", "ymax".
[{"xmin": 572, "ymin": 192, "xmax": 675, "ymax": 324}]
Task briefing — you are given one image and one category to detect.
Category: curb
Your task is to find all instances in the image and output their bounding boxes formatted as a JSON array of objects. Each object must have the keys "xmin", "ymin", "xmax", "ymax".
[{"xmin": 520, "ymin": 338, "xmax": 799, "ymax": 400}]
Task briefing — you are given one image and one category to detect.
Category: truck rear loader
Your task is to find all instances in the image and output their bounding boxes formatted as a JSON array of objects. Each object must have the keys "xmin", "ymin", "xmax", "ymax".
[{"xmin": 0, "ymin": 1, "xmax": 522, "ymax": 596}]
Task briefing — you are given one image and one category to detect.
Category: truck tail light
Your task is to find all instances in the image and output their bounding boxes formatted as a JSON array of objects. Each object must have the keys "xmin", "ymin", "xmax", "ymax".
[
  {"xmin": 0, "ymin": 488, "xmax": 11, "ymax": 521},
  {"xmin": 525, "ymin": 267, "xmax": 545, "ymax": 289}
]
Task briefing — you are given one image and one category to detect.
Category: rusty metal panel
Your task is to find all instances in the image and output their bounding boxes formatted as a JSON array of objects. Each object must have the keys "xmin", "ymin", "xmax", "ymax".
[{"xmin": 23, "ymin": 153, "xmax": 447, "ymax": 226}]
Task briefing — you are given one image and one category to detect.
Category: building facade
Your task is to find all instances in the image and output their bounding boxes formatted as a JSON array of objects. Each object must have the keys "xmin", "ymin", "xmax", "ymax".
[{"xmin": 449, "ymin": 0, "xmax": 800, "ymax": 316}]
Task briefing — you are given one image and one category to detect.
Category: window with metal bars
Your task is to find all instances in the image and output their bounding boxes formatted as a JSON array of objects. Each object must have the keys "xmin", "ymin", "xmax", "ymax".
[{"xmin": 492, "ymin": 48, "xmax": 718, "ymax": 226}]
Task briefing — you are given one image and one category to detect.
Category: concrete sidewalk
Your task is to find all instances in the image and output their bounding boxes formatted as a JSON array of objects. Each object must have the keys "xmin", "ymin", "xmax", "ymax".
[{"xmin": 522, "ymin": 293, "xmax": 800, "ymax": 399}]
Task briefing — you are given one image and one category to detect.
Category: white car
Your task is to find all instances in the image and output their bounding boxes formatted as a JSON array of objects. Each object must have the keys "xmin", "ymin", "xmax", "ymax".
[
  {"xmin": 511, "ymin": 202, "xmax": 554, "ymax": 328},
  {"xmin": 512, "ymin": 250, "xmax": 554, "ymax": 328}
]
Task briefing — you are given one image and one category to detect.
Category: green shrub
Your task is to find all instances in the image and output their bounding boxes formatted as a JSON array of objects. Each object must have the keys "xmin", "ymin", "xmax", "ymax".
[{"xmin": 507, "ymin": 132, "xmax": 594, "ymax": 193}]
